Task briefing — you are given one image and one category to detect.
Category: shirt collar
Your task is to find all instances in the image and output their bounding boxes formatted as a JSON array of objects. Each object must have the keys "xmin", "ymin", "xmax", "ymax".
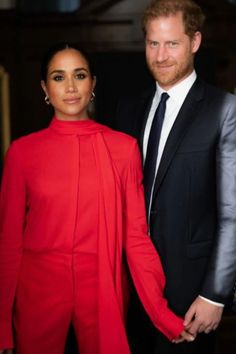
[{"xmin": 155, "ymin": 70, "xmax": 197, "ymax": 105}]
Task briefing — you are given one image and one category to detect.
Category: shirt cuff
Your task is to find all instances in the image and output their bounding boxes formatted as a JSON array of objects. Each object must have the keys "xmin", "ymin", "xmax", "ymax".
[{"xmin": 199, "ymin": 295, "xmax": 224, "ymax": 307}]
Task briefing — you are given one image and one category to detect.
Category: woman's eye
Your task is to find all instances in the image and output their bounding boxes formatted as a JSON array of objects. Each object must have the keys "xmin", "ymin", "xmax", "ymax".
[
  {"xmin": 76, "ymin": 73, "xmax": 86, "ymax": 80},
  {"xmin": 53, "ymin": 75, "xmax": 64, "ymax": 81}
]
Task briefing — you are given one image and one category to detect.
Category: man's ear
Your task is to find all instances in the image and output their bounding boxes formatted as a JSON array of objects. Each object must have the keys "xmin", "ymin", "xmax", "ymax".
[{"xmin": 192, "ymin": 31, "xmax": 202, "ymax": 54}]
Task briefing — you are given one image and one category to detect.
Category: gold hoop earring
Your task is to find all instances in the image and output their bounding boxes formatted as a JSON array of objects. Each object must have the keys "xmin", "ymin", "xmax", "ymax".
[
  {"xmin": 44, "ymin": 96, "xmax": 50, "ymax": 105},
  {"xmin": 90, "ymin": 92, "xmax": 95, "ymax": 102}
]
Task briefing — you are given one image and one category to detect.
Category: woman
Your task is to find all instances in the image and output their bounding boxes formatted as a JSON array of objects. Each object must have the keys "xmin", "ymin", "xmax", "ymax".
[{"xmin": 0, "ymin": 43, "xmax": 194, "ymax": 354}]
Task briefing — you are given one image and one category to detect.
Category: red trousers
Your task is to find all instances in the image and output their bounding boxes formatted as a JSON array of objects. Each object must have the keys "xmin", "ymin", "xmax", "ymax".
[{"xmin": 14, "ymin": 251, "xmax": 98, "ymax": 354}]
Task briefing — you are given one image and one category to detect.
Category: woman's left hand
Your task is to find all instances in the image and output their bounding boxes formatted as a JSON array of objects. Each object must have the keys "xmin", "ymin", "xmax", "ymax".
[{"xmin": 172, "ymin": 329, "xmax": 195, "ymax": 344}]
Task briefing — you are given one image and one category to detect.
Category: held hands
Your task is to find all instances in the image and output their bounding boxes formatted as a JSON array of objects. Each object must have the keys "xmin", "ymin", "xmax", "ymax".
[
  {"xmin": 0, "ymin": 298, "xmax": 223, "ymax": 349},
  {"xmin": 183, "ymin": 296, "xmax": 223, "ymax": 336},
  {"xmin": 172, "ymin": 329, "xmax": 195, "ymax": 344},
  {"xmin": 172, "ymin": 296, "xmax": 223, "ymax": 344}
]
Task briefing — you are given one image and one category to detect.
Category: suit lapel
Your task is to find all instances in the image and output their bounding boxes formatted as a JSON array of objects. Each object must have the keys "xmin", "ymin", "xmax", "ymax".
[{"xmin": 152, "ymin": 79, "xmax": 205, "ymax": 199}]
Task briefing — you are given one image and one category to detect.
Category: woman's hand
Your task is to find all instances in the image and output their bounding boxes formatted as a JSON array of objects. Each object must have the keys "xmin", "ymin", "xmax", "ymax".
[
  {"xmin": 172, "ymin": 329, "xmax": 195, "ymax": 343},
  {"xmin": 0, "ymin": 349, "xmax": 13, "ymax": 354}
]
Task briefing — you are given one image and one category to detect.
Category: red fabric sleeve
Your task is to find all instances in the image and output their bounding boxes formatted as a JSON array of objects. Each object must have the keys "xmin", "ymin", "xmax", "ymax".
[
  {"xmin": 124, "ymin": 141, "xmax": 184, "ymax": 341},
  {"xmin": 0, "ymin": 142, "xmax": 26, "ymax": 348}
]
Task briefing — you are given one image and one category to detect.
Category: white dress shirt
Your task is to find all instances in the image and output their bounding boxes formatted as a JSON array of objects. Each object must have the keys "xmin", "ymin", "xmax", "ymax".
[{"xmin": 143, "ymin": 70, "xmax": 197, "ymax": 167}]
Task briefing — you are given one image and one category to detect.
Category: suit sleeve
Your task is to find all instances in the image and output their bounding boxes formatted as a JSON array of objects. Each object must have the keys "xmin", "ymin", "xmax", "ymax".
[
  {"xmin": 123, "ymin": 141, "xmax": 184, "ymax": 341},
  {"xmin": 201, "ymin": 97, "xmax": 236, "ymax": 303},
  {"xmin": 0, "ymin": 142, "xmax": 26, "ymax": 348}
]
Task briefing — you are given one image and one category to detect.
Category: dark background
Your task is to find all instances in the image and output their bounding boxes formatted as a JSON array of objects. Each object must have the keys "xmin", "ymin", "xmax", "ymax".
[{"xmin": 0, "ymin": 1, "xmax": 236, "ymax": 352}]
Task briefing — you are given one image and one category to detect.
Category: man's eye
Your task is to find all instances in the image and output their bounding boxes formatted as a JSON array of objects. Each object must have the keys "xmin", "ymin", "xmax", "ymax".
[
  {"xmin": 150, "ymin": 41, "xmax": 158, "ymax": 48},
  {"xmin": 169, "ymin": 42, "xmax": 178, "ymax": 48}
]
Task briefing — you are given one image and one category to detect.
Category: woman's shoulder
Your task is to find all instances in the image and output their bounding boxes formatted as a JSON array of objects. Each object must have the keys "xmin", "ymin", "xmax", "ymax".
[
  {"xmin": 6, "ymin": 128, "xmax": 50, "ymax": 159},
  {"xmin": 99, "ymin": 123, "xmax": 141, "ymax": 162},
  {"xmin": 10, "ymin": 127, "xmax": 50, "ymax": 148},
  {"xmin": 101, "ymin": 123, "xmax": 137, "ymax": 145}
]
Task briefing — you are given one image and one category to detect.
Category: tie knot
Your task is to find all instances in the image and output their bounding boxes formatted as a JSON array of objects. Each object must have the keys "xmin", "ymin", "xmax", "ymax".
[{"xmin": 160, "ymin": 92, "xmax": 169, "ymax": 103}]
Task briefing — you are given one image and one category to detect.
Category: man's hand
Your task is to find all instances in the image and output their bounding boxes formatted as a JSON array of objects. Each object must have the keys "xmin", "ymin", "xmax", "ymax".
[
  {"xmin": 0, "ymin": 350, "xmax": 13, "ymax": 354},
  {"xmin": 183, "ymin": 296, "xmax": 223, "ymax": 336}
]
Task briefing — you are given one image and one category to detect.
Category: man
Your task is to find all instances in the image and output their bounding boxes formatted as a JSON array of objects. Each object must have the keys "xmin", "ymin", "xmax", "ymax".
[{"xmin": 115, "ymin": 0, "xmax": 236, "ymax": 353}]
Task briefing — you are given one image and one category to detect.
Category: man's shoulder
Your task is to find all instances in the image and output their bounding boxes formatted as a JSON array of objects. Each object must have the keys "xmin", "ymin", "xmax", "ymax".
[{"xmin": 197, "ymin": 78, "xmax": 236, "ymax": 103}]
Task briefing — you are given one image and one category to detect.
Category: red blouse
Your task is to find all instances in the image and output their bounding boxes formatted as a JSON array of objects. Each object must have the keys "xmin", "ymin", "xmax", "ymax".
[{"xmin": 0, "ymin": 118, "xmax": 184, "ymax": 352}]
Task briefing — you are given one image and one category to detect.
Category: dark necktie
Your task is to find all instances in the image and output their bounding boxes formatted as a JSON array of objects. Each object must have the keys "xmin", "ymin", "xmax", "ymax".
[{"xmin": 143, "ymin": 92, "xmax": 169, "ymax": 211}]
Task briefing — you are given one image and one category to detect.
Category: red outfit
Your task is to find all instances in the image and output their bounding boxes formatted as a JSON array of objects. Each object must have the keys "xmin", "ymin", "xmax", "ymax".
[{"xmin": 0, "ymin": 118, "xmax": 184, "ymax": 354}]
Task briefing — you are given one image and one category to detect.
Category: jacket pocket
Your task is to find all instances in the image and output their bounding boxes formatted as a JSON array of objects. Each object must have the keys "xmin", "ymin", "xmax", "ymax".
[{"xmin": 187, "ymin": 240, "xmax": 213, "ymax": 259}]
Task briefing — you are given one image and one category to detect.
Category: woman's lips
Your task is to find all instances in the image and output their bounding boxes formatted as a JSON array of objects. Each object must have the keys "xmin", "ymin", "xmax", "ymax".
[{"xmin": 63, "ymin": 98, "xmax": 80, "ymax": 104}]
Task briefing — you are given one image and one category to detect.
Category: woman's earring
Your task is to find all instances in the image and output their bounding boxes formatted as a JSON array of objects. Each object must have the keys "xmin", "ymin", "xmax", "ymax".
[
  {"xmin": 44, "ymin": 95, "xmax": 50, "ymax": 105},
  {"xmin": 90, "ymin": 91, "xmax": 95, "ymax": 102}
]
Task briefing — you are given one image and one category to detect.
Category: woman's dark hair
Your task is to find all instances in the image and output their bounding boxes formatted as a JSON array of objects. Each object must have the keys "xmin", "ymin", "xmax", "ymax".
[{"xmin": 40, "ymin": 42, "xmax": 96, "ymax": 82}]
